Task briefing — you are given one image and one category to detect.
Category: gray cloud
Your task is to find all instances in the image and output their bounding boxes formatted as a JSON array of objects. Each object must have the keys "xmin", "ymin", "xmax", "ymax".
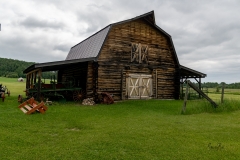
[
  {"xmin": 54, "ymin": 44, "xmax": 71, "ymax": 52},
  {"xmin": 20, "ymin": 17, "xmax": 65, "ymax": 29},
  {"xmin": 0, "ymin": 0, "xmax": 240, "ymax": 83}
]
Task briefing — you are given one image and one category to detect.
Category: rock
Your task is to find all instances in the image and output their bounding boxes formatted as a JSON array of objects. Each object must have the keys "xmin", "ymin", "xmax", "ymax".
[{"xmin": 82, "ymin": 98, "xmax": 95, "ymax": 105}]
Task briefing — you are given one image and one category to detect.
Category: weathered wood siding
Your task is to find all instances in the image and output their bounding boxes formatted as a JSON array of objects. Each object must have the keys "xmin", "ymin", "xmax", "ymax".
[
  {"xmin": 86, "ymin": 62, "xmax": 94, "ymax": 98},
  {"xmin": 98, "ymin": 18, "xmax": 179, "ymax": 100}
]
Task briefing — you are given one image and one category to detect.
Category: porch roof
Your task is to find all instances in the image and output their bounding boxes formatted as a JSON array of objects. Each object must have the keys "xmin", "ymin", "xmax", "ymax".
[
  {"xmin": 23, "ymin": 57, "xmax": 96, "ymax": 74},
  {"xmin": 180, "ymin": 65, "xmax": 206, "ymax": 79}
]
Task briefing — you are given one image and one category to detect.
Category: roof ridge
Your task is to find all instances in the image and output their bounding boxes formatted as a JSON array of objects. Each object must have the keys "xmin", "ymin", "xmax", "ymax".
[{"xmin": 110, "ymin": 10, "xmax": 155, "ymax": 26}]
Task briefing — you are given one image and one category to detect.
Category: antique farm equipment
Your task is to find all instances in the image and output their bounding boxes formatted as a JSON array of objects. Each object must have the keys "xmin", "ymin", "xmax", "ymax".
[
  {"xmin": 0, "ymin": 84, "xmax": 10, "ymax": 97},
  {"xmin": 18, "ymin": 97, "xmax": 48, "ymax": 114},
  {"xmin": 0, "ymin": 92, "xmax": 5, "ymax": 102},
  {"xmin": 0, "ymin": 84, "xmax": 10, "ymax": 102},
  {"xmin": 25, "ymin": 74, "xmax": 84, "ymax": 102}
]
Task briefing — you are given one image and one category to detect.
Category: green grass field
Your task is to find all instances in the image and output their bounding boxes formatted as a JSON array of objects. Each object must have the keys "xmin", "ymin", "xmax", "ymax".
[{"xmin": 1, "ymin": 77, "xmax": 240, "ymax": 159}]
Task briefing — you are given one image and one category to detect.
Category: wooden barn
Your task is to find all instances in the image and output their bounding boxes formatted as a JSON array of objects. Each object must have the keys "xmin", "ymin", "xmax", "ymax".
[{"xmin": 24, "ymin": 11, "xmax": 206, "ymax": 101}]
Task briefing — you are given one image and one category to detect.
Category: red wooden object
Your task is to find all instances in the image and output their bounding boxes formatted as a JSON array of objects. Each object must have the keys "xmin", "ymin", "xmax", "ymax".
[{"xmin": 18, "ymin": 97, "xmax": 48, "ymax": 114}]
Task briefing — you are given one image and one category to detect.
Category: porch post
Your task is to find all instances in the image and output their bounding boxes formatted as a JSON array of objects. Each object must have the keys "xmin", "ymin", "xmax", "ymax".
[{"xmin": 199, "ymin": 78, "xmax": 201, "ymax": 98}]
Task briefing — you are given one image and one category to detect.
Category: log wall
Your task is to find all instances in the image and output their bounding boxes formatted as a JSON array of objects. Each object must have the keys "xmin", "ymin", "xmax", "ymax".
[{"xmin": 86, "ymin": 62, "xmax": 94, "ymax": 98}]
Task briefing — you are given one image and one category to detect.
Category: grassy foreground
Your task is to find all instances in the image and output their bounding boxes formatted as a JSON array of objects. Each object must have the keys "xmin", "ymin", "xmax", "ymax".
[{"xmin": 1, "ymin": 77, "xmax": 240, "ymax": 159}]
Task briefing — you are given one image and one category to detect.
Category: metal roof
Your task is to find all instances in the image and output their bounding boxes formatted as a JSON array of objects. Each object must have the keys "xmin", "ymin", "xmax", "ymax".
[{"xmin": 65, "ymin": 25, "xmax": 111, "ymax": 60}]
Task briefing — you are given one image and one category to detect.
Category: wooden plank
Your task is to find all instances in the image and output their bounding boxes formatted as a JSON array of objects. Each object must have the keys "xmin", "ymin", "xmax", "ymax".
[
  {"xmin": 18, "ymin": 102, "xmax": 27, "ymax": 108},
  {"xmin": 187, "ymin": 80, "xmax": 217, "ymax": 107},
  {"xmin": 20, "ymin": 107, "xmax": 27, "ymax": 113},
  {"xmin": 18, "ymin": 97, "xmax": 34, "ymax": 108},
  {"xmin": 32, "ymin": 103, "xmax": 38, "ymax": 108},
  {"xmin": 37, "ymin": 107, "xmax": 45, "ymax": 113},
  {"xmin": 41, "ymin": 105, "xmax": 48, "ymax": 111},
  {"xmin": 27, "ymin": 102, "xmax": 44, "ymax": 114},
  {"xmin": 24, "ymin": 105, "xmax": 32, "ymax": 111}
]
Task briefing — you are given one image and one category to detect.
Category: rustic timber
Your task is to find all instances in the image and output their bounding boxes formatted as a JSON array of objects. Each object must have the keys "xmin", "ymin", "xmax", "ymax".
[{"xmin": 182, "ymin": 81, "xmax": 189, "ymax": 113}]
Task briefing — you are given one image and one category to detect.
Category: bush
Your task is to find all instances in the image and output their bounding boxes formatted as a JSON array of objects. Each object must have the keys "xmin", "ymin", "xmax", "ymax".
[{"xmin": 6, "ymin": 72, "xmax": 18, "ymax": 78}]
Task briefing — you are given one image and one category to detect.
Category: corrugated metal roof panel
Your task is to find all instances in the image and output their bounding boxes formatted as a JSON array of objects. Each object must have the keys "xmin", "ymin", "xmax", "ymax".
[{"xmin": 65, "ymin": 25, "xmax": 111, "ymax": 60}]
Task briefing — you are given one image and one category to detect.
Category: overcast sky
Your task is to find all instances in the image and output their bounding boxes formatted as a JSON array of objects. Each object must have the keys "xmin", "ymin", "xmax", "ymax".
[{"xmin": 0, "ymin": 0, "xmax": 239, "ymax": 83}]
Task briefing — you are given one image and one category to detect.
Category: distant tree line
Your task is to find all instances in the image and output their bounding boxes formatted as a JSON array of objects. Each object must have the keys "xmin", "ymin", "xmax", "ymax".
[
  {"xmin": 189, "ymin": 82, "xmax": 240, "ymax": 89},
  {"xmin": 0, "ymin": 57, "xmax": 55, "ymax": 79}
]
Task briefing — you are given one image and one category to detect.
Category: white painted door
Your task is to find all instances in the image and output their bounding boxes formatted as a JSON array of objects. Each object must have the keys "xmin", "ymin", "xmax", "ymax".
[{"xmin": 127, "ymin": 74, "xmax": 152, "ymax": 99}]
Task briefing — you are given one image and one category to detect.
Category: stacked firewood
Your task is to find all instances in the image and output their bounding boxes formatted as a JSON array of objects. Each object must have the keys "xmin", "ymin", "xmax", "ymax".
[{"xmin": 82, "ymin": 98, "xmax": 95, "ymax": 105}]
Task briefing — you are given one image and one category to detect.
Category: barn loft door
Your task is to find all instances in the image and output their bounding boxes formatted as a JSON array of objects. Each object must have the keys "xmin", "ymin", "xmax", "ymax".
[{"xmin": 127, "ymin": 74, "xmax": 152, "ymax": 99}]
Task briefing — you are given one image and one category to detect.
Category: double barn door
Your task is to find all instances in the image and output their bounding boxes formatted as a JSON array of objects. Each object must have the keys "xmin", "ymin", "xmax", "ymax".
[{"xmin": 127, "ymin": 74, "xmax": 152, "ymax": 99}]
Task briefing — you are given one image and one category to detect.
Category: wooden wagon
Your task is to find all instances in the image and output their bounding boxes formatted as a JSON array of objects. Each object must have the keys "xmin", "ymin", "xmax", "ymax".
[{"xmin": 24, "ymin": 69, "xmax": 85, "ymax": 102}]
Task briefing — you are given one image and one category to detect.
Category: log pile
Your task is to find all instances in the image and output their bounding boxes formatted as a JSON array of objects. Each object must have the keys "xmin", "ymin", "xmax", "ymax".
[{"xmin": 82, "ymin": 98, "xmax": 95, "ymax": 105}]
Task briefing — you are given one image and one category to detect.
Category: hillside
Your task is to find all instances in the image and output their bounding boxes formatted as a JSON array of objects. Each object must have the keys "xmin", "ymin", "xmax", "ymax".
[
  {"xmin": 0, "ymin": 57, "xmax": 34, "ymax": 78},
  {"xmin": 0, "ymin": 57, "xmax": 55, "ymax": 78}
]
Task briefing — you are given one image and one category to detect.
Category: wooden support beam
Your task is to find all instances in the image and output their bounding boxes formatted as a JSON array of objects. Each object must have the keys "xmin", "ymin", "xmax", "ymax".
[
  {"xmin": 37, "ymin": 70, "xmax": 42, "ymax": 101},
  {"xmin": 221, "ymin": 83, "xmax": 224, "ymax": 104},
  {"xmin": 182, "ymin": 82, "xmax": 189, "ymax": 113},
  {"xmin": 199, "ymin": 78, "xmax": 201, "ymax": 99}
]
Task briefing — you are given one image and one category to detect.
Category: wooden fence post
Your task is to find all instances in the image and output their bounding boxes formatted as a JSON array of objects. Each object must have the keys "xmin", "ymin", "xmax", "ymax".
[
  {"xmin": 221, "ymin": 84, "xmax": 225, "ymax": 104},
  {"xmin": 182, "ymin": 81, "xmax": 189, "ymax": 113}
]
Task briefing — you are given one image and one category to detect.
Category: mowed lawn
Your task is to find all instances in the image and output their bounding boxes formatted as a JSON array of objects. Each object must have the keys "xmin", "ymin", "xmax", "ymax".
[{"xmin": 1, "ymin": 77, "xmax": 240, "ymax": 159}]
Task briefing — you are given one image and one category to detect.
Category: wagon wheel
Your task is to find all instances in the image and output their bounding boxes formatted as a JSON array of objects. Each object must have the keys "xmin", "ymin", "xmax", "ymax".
[{"xmin": 73, "ymin": 90, "xmax": 86, "ymax": 102}]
